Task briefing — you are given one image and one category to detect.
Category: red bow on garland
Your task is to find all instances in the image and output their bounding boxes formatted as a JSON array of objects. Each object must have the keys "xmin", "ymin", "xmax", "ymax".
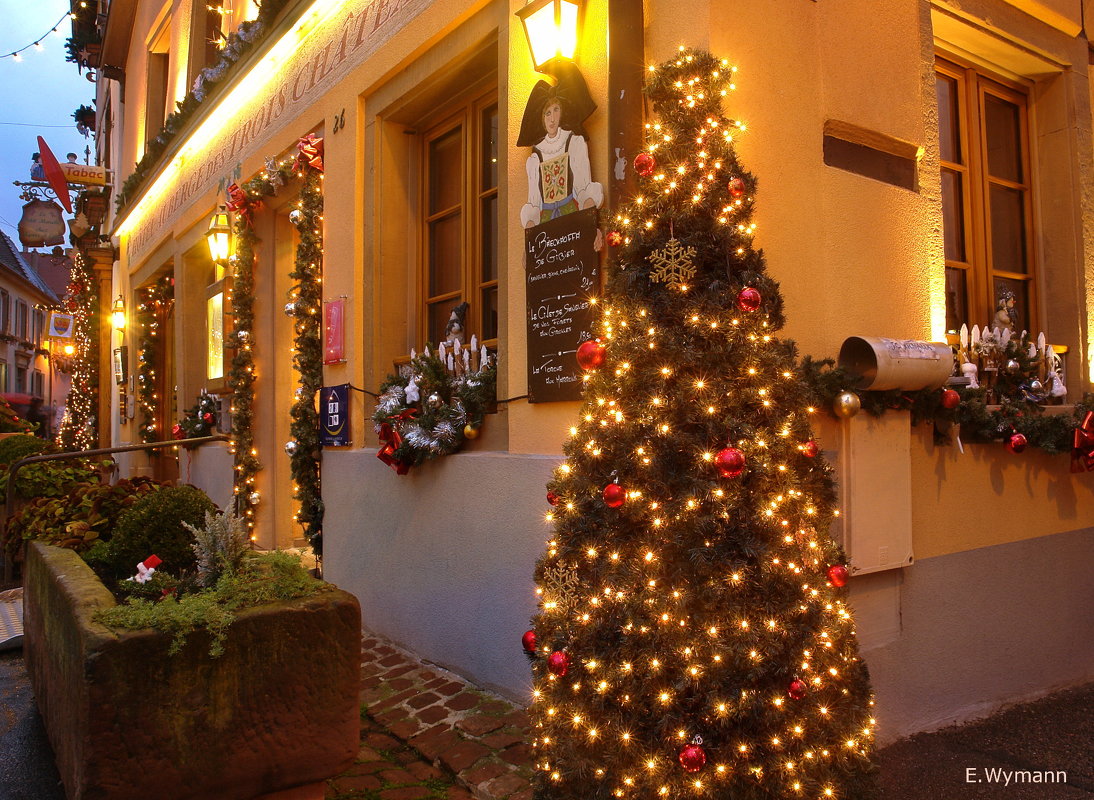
[
  {"xmin": 376, "ymin": 408, "xmax": 416, "ymax": 475},
  {"xmin": 296, "ymin": 134, "xmax": 324, "ymax": 173},
  {"xmin": 225, "ymin": 183, "xmax": 254, "ymax": 225},
  {"xmin": 1071, "ymin": 410, "xmax": 1094, "ymax": 473}
]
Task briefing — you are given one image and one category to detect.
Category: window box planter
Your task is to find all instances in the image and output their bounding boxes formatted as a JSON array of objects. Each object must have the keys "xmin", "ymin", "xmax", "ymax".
[{"xmin": 23, "ymin": 542, "xmax": 361, "ymax": 800}]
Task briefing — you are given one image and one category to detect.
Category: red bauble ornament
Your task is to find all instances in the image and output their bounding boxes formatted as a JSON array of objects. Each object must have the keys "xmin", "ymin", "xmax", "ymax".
[
  {"xmin": 576, "ymin": 340, "xmax": 606, "ymax": 371},
  {"xmin": 802, "ymin": 440, "xmax": 819, "ymax": 458},
  {"xmin": 736, "ymin": 286, "xmax": 762, "ymax": 312},
  {"xmin": 678, "ymin": 743, "xmax": 707, "ymax": 773},
  {"xmin": 522, "ymin": 630, "xmax": 537, "ymax": 653},
  {"xmin": 941, "ymin": 389, "xmax": 960, "ymax": 410},
  {"xmin": 788, "ymin": 679, "xmax": 808, "ymax": 700},
  {"xmin": 171, "ymin": 424, "xmax": 185, "ymax": 440},
  {"xmin": 547, "ymin": 650, "xmax": 570, "ymax": 676},
  {"xmin": 633, "ymin": 152, "xmax": 657, "ymax": 177},
  {"xmin": 202, "ymin": 412, "xmax": 214, "ymax": 424},
  {"xmin": 606, "ymin": 230, "xmax": 623, "ymax": 247},
  {"xmin": 602, "ymin": 482, "xmax": 627, "ymax": 508},
  {"xmin": 66, "ymin": 299, "xmax": 79, "ymax": 312},
  {"xmin": 728, "ymin": 177, "xmax": 746, "ymax": 198},
  {"xmin": 1006, "ymin": 432, "xmax": 1028, "ymax": 454},
  {"xmin": 826, "ymin": 564, "xmax": 849, "ymax": 587},
  {"xmin": 714, "ymin": 447, "xmax": 746, "ymax": 478},
  {"xmin": 546, "ymin": 491, "xmax": 559, "ymax": 506}
]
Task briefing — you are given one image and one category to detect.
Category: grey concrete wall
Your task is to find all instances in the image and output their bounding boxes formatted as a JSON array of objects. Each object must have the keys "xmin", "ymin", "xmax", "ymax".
[
  {"xmin": 323, "ymin": 449, "xmax": 557, "ymax": 701},
  {"xmin": 183, "ymin": 443, "xmax": 234, "ymax": 511},
  {"xmin": 325, "ymin": 449, "xmax": 1094, "ymax": 739},
  {"xmin": 852, "ymin": 526, "xmax": 1094, "ymax": 743}
]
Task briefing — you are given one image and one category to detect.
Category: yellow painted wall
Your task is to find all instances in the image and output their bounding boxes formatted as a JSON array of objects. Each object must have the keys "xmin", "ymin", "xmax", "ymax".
[{"xmin": 110, "ymin": 0, "xmax": 1093, "ymax": 555}]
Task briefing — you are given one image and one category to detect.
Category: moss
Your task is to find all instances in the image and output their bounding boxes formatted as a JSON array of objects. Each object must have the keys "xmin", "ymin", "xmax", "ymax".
[{"xmin": 95, "ymin": 551, "xmax": 326, "ymax": 657}]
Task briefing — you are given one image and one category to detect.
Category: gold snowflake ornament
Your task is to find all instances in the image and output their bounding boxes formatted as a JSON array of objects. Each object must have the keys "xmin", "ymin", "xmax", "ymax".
[
  {"xmin": 541, "ymin": 563, "xmax": 581, "ymax": 614},
  {"xmin": 648, "ymin": 237, "xmax": 698, "ymax": 288}
]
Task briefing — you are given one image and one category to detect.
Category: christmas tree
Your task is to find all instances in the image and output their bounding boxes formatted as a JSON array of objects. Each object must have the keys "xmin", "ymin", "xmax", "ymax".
[{"xmin": 528, "ymin": 49, "xmax": 877, "ymax": 799}]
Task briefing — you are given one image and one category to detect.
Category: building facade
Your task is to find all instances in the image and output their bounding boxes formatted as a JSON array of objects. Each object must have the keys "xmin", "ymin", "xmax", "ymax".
[
  {"xmin": 92, "ymin": 0, "xmax": 1094, "ymax": 742},
  {"xmin": 0, "ymin": 234, "xmax": 64, "ymax": 435}
]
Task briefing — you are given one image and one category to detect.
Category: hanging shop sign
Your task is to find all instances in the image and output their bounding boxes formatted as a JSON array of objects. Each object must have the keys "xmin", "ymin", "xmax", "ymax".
[
  {"xmin": 47, "ymin": 312, "xmax": 74, "ymax": 339},
  {"xmin": 524, "ymin": 208, "xmax": 600, "ymax": 403},
  {"xmin": 18, "ymin": 200, "xmax": 67, "ymax": 248},
  {"xmin": 323, "ymin": 299, "xmax": 345, "ymax": 364},
  {"xmin": 60, "ymin": 162, "xmax": 109, "ymax": 186},
  {"xmin": 319, "ymin": 384, "xmax": 350, "ymax": 446}
]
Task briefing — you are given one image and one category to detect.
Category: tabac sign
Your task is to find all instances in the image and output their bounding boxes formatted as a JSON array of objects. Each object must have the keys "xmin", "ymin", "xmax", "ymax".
[
  {"xmin": 60, "ymin": 162, "xmax": 109, "ymax": 186},
  {"xmin": 122, "ymin": 0, "xmax": 434, "ymax": 262}
]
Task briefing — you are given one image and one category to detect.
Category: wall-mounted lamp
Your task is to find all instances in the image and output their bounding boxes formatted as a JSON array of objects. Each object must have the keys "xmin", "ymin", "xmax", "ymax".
[
  {"xmin": 111, "ymin": 295, "xmax": 126, "ymax": 331},
  {"xmin": 63, "ymin": 344, "xmax": 76, "ymax": 356},
  {"xmin": 516, "ymin": 0, "xmax": 582, "ymax": 72},
  {"xmin": 206, "ymin": 206, "xmax": 232, "ymax": 264}
]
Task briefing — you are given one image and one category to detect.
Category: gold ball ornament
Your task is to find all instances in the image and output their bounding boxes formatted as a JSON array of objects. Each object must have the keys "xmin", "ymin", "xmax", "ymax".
[
  {"xmin": 833, "ymin": 391, "xmax": 862, "ymax": 419},
  {"xmin": 463, "ymin": 424, "xmax": 480, "ymax": 440}
]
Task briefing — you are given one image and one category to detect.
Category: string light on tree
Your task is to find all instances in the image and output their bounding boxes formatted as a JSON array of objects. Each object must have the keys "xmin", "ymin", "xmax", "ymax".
[
  {"xmin": 56, "ymin": 252, "xmax": 98, "ymax": 451},
  {"xmin": 527, "ymin": 48, "xmax": 876, "ymax": 800}
]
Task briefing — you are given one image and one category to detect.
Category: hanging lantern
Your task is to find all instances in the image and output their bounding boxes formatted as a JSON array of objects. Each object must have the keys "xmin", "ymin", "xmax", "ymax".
[{"xmin": 206, "ymin": 206, "xmax": 232, "ymax": 263}]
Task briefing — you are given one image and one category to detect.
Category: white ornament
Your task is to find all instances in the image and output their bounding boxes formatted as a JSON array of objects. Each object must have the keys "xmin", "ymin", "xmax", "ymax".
[
  {"xmin": 249, "ymin": 491, "xmax": 261, "ymax": 505},
  {"xmin": 961, "ymin": 361, "xmax": 979, "ymax": 389},
  {"xmin": 289, "ymin": 208, "xmax": 304, "ymax": 225},
  {"xmin": 405, "ymin": 377, "xmax": 420, "ymax": 404}
]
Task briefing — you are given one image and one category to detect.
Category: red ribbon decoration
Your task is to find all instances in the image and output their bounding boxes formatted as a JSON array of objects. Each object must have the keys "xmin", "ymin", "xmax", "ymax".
[
  {"xmin": 376, "ymin": 409, "xmax": 416, "ymax": 475},
  {"xmin": 1071, "ymin": 410, "xmax": 1094, "ymax": 473},
  {"xmin": 225, "ymin": 183, "xmax": 254, "ymax": 225},
  {"xmin": 296, "ymin": 134, "xmax": 324, "ymax": 173}
]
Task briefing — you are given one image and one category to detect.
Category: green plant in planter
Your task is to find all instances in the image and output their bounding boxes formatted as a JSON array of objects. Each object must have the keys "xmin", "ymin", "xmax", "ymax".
[
  {"xmin": 0, "ymin": 434, "xmax": 106, "ymax": 502},
  {"xmin": 96, "ymin": 551, "xmax": 326, "ymax": 656},
  {"xmin": 185, "ymin": 510, "xmax": 248, "ymax": 587},
  {"xmin": 0, "ymin": 433, "xmax": 49, "ymax": 465},
  {"xmin": 6, "ymin": 477, "xmax": 162, "ymax": 556},
  {"xmin": 91, "ymin": 485, "xmax": 216, "ymax": 582}
]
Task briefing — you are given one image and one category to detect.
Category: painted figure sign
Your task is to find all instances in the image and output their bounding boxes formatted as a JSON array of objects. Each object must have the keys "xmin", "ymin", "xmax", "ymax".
[{"xmin": 520, "ymin": 62, "xmax": 603, "ymax": 402}]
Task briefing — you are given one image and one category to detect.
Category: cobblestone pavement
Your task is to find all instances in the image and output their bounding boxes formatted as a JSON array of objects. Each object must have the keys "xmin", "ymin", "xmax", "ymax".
[
  {"xmin": 3, "ymin": 631, "xmax": 1092, "ymax": 799},
  {"xmin": 327, "ymin": 635, "xmax": 531, "ymax": 800}
]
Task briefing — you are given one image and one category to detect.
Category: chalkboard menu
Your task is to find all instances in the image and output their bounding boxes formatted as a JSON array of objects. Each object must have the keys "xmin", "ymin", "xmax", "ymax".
[{"xmin": 525, "ymin": 208, "xmax": 600, "ymax": 403}]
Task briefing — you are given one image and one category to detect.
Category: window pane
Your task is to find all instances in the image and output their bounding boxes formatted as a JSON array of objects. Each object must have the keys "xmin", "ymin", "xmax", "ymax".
[
  {"xmin": 984, "ymin": 94, "xmax": 1022, "ymax": 183},
  {"xmin": 481, "ymin": 287, "xmax": 498, "ymax": 340},
  {"xmin": 482, "ymin": 105, "xmax": 498, "ymax": 190},
  {"xmin": 941, "ymin": 169, "xmax": 965, "ymax": 262},
  {"xmin": 429, "ymin": 213, "xmax": 462, "ymax": 295},
  {"xmin": 207, "ymin": 292, "xmax": 224, "ymax": 380},
  {"xmin": 989, "ymin": 185, "xmax": 1027, "ymax": 274},
  {"xmin": 429, "ymin": 128, "xmax": 462, "ymax": 214},
  {"xmin": 428, "ymin": 300, "xmax": 460, "ymax": 346},
  {"xmin": 993, "ymin": 277, "xmax": 1028, "ymax": 331},
  {"xmin": 945, "ymin": 267, "xmax": 968, "ymax": 332},
  {"xmin": 481, "ymin": 195, "xmax": 498, "ymax": 282},
  {"xmin": 936, "ymin": 74, "xmax": 961, "ymax": 164}
]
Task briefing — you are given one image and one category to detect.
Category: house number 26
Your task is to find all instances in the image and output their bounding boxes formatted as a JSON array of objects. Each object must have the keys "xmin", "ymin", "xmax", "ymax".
[{"xmin": 332, "ymin": 109, "xmax": 346, "ymax": 134}]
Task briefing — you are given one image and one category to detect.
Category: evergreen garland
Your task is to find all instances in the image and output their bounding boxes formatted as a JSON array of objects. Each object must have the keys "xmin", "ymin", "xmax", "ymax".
[
  {"xmin": 136, "ymin": 276, "xmax": 174, "ymax": 443},
  {"xmin": 56, "ymin": 252, "xmax": 99, "ymax": 451},
  {"xmin": 286, "ymin": 167, "xmax": 324, "ymax": 549},
  {"xmin": 228, "ymin": 204, "xmax": 261, "ymax": 536},
  {"xmin": 228, "ymin": 149, "xmax": 324, "ymax": 548},
  {"xmin": 799, "ymin": 356, "xmax": 1094, "ymax": 457}
]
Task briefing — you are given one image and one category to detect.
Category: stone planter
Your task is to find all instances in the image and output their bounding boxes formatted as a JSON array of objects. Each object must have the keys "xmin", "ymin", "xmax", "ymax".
[{"xmin": 24, "ymin": 542, "xmax": 362, "ymax": 800}]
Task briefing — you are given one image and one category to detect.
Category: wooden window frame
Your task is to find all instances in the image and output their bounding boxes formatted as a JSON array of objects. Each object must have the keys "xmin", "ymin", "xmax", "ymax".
[
  {"xmin": 418, "ymin": 86, "xmax": 499, "ymax": 349},
  {"xmin": 937, "ymin": 55, "xmax": 1037, "ymax": 332},
  {"xmin": 15, "ymin": 301, "xmax": 28, "ymax": 342}
]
